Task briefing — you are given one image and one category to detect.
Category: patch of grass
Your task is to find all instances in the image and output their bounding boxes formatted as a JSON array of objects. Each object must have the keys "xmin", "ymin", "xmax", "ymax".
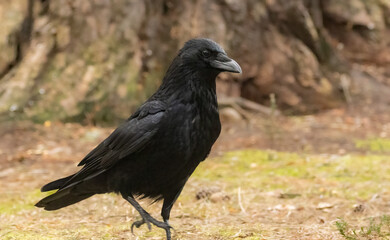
[
  {"xmin": 355, "ymin": 138, "xmax": 390, "ymax": 153},
  {"xmin": 0, "ymin": 189, "xmax": 49, "ymax": 214},
  {"xmin": 0, "ymin": 230, "xmax": 56, "ymax": 240},
  {"xmin": 2, "ymin": 149, "xmax": 390, "ymax": 239},
  {"xmin": 204, "ymin": 225, "xmax": 263, "ymax": 239},
  {"xmin": 194, "ymin": 150, "xmax": 308, "ymax": 189},
  {"xmin": 194, "ymin": 150, "xmax": 390, "ymax": 199},
  {"xmin": 336, "ymin": 216, "xmax": 390, "ymax": 240}
]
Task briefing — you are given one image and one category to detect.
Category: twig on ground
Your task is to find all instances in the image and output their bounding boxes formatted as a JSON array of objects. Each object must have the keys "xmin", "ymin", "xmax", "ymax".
[{"xmin": 237, "ymin": 187, "xmax": 247, "ymax": 214}]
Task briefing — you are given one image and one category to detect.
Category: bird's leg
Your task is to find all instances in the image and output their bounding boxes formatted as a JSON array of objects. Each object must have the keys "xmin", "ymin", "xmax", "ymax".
[
  {"xmin": 161, "ymin": 202, "xmax": 174, "ymax": 240},
  {"xmin": 122, "ymin": 194, "xmax": 172, "ymax": 239},
  {"xmin": 160, "ymin": 188, "xmax": 184, "ymax": 239}
]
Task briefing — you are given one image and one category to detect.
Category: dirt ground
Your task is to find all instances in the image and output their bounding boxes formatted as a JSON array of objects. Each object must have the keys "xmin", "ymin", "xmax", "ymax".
[{"xmin": 0, "ymin": 103, "xmax": 390, "ymax": 239}]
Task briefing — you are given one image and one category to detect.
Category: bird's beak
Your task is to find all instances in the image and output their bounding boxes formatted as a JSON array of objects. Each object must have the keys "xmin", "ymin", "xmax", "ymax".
[{"xmin": 210, "ymin": 53, "xmax": 242, "ymax": 73}]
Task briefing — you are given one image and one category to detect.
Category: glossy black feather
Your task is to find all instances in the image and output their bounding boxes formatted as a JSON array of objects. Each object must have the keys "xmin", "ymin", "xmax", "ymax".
[{"xmin": 35, "ymin": 39, "xmax": 240, "ymax": 236}]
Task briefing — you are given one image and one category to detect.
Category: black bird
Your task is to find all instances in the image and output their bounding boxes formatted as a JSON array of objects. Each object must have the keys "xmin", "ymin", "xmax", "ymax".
[{"xmin": 35, "ymin": 38, "xmax": 241, "ymax": 239}]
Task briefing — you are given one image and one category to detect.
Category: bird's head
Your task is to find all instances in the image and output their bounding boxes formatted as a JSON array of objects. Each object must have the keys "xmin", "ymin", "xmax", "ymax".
[{"xmin": 178, "ymin": 38, "xmax": 242, "ymax": 74}]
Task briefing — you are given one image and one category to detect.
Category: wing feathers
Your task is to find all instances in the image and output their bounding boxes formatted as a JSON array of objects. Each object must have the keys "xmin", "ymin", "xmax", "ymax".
[{"xmin": 60, "ymin": 102, "xmax": 165, "ymax": 190}]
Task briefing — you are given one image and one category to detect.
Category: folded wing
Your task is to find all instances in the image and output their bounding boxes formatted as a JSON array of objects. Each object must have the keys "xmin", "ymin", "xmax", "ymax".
[{"xmin": 58, "ymin": 101, "xmax": 166, "ymax": 191}]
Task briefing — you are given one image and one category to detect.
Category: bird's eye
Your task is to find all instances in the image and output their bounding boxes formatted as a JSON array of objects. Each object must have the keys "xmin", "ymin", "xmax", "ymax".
[{"xmin": 202, "ymin": 50, "xmax": 211, "ymax": 58}]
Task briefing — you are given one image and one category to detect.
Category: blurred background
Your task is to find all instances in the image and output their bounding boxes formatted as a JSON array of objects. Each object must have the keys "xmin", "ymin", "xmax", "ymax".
[{"xmin": 1, "ymin": 0, "xmax": 390, "ymax": 239}]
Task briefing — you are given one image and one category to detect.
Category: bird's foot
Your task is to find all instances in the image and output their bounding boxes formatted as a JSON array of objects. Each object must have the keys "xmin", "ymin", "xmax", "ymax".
[
  {"xmin": 131, "ymin": 218, "xmax": 152, "ymax": 232},
  {"xmin": 131, "ymin": 213, "xmax": 173, "ymax": 239}
]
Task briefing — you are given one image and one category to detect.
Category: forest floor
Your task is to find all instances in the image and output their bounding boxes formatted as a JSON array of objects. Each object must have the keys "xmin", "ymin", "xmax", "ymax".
[{"xmin": 0, "ymin": 103, "xmax": 390, "ymax": 240}]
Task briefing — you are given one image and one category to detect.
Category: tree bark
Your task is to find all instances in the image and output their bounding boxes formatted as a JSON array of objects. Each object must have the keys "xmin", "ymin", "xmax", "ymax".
[{"xmin": 0, "ymin": 0, "xmax": 389, "ymax": 124}]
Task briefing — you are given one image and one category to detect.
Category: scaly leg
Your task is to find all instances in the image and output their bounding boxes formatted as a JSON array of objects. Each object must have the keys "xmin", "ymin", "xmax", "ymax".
[
  {"xmin": 122, "ymin": 194, "xmax": 172, "ymax": 239},
  {"xmin": 160, "ymin": 188, "xmax": 185, "ymax": 239}
]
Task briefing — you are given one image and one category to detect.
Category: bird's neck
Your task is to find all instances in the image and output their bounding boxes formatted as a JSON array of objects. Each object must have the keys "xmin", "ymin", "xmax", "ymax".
[{"xmin": 158, "ymin": 64, "xmax": 218, "ymax": 106}]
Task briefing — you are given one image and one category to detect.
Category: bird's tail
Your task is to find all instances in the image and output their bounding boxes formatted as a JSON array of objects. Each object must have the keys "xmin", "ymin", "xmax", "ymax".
[
  {"xmin": 36, "ymin": 174, "xmax": 95, "ymax": 211},
  {"xmin": 35, "ymin": 187, "xmax": 94, "ymax": 211},
  {"xmin": 40, "ymin": 175, "xmax": 74, "ymax": 192}
]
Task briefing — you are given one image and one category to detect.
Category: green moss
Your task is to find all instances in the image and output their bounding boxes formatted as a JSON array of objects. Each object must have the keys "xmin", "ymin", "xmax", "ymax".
[
  {"xmin": 194, "ymin": 149, "xmax": 390, "ymax": 199},
  {"xmin": 0, "ymin": 189, "xmax": 48, "ymax": 215},
  {"xmin": 0, "ymin": 200, "xmax": 33, "ymax": 215},
  {"xmin": 204, "ymin": 225, "xmax": 264, "ymax": 239},
  {"xmin": 194, "ymin": 150, "xmax": 310, "ymax": 191},
  {"xmin": 0, "ymin": 231, "xmax": 58, "ymax": 240},
  {"xmin": 355, "ymin": 138, "xmax": 390, "ymax": 153}
]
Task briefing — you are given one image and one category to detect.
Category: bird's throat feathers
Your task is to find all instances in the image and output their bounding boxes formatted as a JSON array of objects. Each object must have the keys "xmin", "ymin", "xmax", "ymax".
[{"xmin": 157, "ymin": 57, "xmax": 217, "ymax": 101}]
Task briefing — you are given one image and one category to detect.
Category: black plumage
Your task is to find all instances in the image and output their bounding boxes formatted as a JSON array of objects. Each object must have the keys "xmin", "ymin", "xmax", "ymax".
[{"xmin": 35, "ymin": 38, "xmax": 241, "ymax": 239}]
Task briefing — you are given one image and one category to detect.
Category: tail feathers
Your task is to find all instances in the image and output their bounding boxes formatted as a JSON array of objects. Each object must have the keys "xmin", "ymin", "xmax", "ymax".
[
  {"xmin": 35, "ymin": 188, "xmax": 94, "ymax": 211},
  {"xmin": 41, "ymin": 175, "xmax": 74, "ymax": 192}
]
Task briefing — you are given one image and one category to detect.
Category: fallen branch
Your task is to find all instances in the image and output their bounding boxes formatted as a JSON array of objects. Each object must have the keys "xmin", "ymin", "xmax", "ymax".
[{"xmin": 218, "ymin": 97, "xmax": 280, "ymax": 116}]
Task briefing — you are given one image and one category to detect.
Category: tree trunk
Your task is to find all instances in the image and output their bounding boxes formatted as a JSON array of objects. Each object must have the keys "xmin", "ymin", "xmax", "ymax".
[{"xmin": 0, "ymin": 0, "xmax": 389, "ymax": 124}]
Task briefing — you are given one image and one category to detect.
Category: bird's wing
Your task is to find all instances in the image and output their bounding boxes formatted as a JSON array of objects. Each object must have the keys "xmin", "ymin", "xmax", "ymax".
[{"xmin": 59, "ymin": 100, "xmax": 166, "ymax": 190}]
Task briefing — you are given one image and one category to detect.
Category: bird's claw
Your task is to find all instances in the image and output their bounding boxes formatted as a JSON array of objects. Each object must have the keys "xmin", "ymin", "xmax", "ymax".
[
  {"xmin": 131, "ymin": 218, "xmax": 152, "ymax": 233},
  {"xmin": 130, "ymin": 216, "xmax": 173, "ymax": 239}
]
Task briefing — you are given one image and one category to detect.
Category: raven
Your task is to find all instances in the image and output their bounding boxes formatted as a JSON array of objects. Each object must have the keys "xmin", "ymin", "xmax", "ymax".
[{"xmin": 35, "ymin": 38, "xmax": 241, "ymax": 239}]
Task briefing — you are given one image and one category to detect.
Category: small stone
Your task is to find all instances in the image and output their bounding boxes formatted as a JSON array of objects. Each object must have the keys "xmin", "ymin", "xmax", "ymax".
[
  {"xmin": 316, "ymin": 202, "xmax": 334, "ymax": 209},
  {"xmin": 353, "ymin": 204, "xmax": 365, "ymax": 213},
  {"xmin": 209, "ymin": 192, "xmax": 230, "ymax": 203}
]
